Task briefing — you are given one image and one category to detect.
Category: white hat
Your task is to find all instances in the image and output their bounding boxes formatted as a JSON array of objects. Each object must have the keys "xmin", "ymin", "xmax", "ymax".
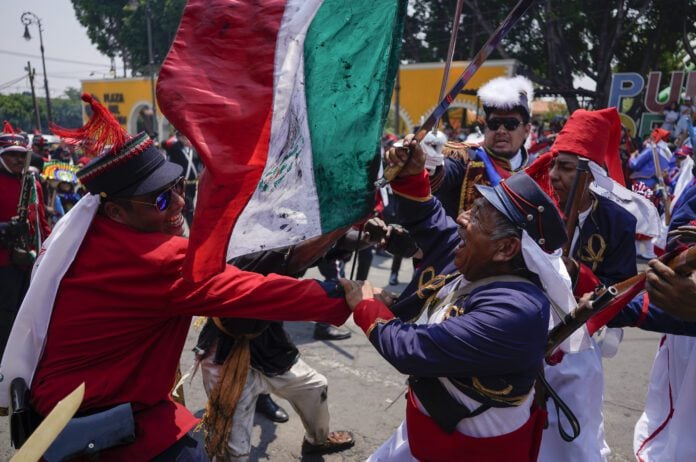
[{"xmin": 478, "ymin": 75, "xmax": 534, "ymax": 119}]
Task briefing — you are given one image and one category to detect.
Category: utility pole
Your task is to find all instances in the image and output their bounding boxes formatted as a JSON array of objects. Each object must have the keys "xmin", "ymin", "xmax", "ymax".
[
  {"xmin": 145, "ymin": 0, "xmax": 159, "ymax": 140},
  {"xmin": 25, "ymin": 61, "xmax": 42, "ymax": 133}
]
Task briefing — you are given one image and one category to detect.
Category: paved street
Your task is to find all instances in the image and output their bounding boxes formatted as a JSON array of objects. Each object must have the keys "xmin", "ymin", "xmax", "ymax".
[{"xmin": 1, "ymin": 253, "xmax": 661, "ymax": 461}]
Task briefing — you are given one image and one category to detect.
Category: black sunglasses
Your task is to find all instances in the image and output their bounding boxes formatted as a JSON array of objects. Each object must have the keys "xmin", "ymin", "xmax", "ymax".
[
  {"xmin": 486, "ymin": 118, "xmax": 522, "ymax": 131},
  {"xmin": 128, "ymin": 177, "xmax": 185, "ymax": 211}
]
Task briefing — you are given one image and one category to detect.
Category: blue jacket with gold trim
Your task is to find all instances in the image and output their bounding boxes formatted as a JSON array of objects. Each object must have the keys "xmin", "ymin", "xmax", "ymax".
[
  {"xmin": 431, "ymin": 147, "xmax": 528, "ymax": 219},
  {"xmin": 374, "ymin": 190, "xmax": 549, "ymax": 404},
  {"xmin": 572, "ymin": 194, "xmax": 638, "ymax": 286}
]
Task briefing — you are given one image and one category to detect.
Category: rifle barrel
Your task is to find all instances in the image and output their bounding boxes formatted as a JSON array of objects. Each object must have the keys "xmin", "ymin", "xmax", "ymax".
[{"xmin": 545, "ymin": 245, "xmax": 696, "ymax": 357}]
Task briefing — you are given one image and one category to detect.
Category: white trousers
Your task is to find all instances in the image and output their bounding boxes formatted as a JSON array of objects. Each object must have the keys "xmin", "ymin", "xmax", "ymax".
[
  {"xmin": 634, "ymin": 335, "xmax": 696, "ymax": 461},
  {"xmin": 200, "ymin": 347, "xmax": 330, "ymax": 462},
  {"xmin": 367, "ymin": 419, "xmax": 415, "ymax": 462},
  {"xmin": 539, "ymin": 343, "xmax": 609, "ymax": 462}
]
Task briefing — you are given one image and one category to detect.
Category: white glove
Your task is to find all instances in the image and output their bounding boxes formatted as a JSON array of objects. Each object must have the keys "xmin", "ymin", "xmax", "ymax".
[{"xmin": 421, "ymin": 130, "xmax": 447, "ymax": 174}]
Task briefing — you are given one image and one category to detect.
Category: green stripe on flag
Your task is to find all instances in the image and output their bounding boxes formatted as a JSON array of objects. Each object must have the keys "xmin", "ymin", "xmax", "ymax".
[{"xmin": 304, "ymin": 0, "xmax": 405, "ymax": 232}]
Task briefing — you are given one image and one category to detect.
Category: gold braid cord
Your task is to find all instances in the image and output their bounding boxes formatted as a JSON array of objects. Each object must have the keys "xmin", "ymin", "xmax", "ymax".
[
  {"xmin": 459, "ymin": 161, "xmax": 487, "ymax": 214},
  {"xmin": 201, "ymin": 336, "xmax": 252, "ymax": 459}
]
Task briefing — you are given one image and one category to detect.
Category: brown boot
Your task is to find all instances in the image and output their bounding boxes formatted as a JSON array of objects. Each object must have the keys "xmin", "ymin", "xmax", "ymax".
[{"xmin": 301, "ymin": 430, "xmax": 355, "ymax": 455}]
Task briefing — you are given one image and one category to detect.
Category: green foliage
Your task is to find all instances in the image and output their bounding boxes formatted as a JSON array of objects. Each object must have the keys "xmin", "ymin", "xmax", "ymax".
[
  {"xmin": 67, "ymin": 0, "xmax": 695, "ymax": 112},
  {"xmin": 71, "ymin": 0, "xmax": 186, "ymax": 75},
  {"xmin": 0, "ymin": 88, "xmax": 82, "ymax": 133},
  {"xmin": 401, "ymin": 0, "xmax": 694, "ymax": 109}
]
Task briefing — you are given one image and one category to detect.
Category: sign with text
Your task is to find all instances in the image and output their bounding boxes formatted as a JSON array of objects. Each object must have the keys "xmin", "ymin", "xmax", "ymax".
[{"xmin": 609, "ymin": 71, "xmax": 696, "ymax": 137}]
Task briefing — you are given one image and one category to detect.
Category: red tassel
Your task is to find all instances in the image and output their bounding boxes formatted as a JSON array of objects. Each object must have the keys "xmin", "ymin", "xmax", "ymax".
[
  {"xmin": 525, "ymin": 152, "xmax": 562, "ymax": 213},
  {"xmin": 50, "ymin": 93, "xmax": 128, "ymax": 156},
  {"xmin": 3, "ymin": 121, "xmax": 15, "ymax": 134}
]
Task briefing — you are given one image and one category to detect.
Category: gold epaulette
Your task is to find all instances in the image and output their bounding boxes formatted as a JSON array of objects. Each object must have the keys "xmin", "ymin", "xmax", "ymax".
[{"xmin": 442, "ymin": 141, "xmax": 475, "ymax": 162}]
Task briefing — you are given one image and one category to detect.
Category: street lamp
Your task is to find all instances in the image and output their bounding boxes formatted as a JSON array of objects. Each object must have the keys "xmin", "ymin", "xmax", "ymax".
[{"xmin": 21, "ymin": 11, "xmax": 53, "ymax": 127}]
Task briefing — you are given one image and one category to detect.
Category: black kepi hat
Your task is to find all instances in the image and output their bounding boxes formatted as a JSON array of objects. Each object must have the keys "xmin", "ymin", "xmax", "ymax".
[
  {"xmin": 476, "ymin": 172, "xmax": 567, "ymax": 252},
  {"xmin": 52, "ymin": 94, "xmax": 182, "ymax": 198}
]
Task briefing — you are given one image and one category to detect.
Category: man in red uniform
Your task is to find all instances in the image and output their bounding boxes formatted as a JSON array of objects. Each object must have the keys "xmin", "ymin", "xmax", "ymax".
[
  {"xmin": 0, "ymin": 95, "xmax": 351, "ymax": 461},
  {"xmin": 0, "ymin": 125, "xmax": 50, "ymax": 358}
]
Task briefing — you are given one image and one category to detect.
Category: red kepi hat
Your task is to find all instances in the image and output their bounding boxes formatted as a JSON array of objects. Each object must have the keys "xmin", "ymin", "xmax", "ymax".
[{"xmin": 551, "ymin": 107, "xmax": 625, "ymax": 187}]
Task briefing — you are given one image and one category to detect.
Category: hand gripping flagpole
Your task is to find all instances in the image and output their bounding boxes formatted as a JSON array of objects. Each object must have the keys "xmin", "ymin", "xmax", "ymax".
[{"xmin": 375, "ymin": 0, "xmax": 537, "ymax": 188}]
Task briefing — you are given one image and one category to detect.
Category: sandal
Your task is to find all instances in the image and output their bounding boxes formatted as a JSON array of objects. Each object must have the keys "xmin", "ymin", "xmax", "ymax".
[{"xmin": 301, "ymin": 430, "xmax": 355, "ymax": 455}]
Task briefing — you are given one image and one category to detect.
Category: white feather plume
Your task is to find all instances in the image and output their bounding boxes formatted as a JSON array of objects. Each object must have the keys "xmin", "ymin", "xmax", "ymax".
[{"xmin": 477, "ymin": 75, "xmax": 534, "ymax": 115}]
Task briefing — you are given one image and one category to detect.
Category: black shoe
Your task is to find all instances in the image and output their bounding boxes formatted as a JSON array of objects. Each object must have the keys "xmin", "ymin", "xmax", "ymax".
[
  {"xmin": 314, "ymin": 323, "xmax": 351, "ymax": 341},
  {"xmin": 255, "ymin": 394, "xmax": 289, "ymax": 423},
  {"xmin": 389, "ymin": 272, "xmax": 399, "ymax": 286}
]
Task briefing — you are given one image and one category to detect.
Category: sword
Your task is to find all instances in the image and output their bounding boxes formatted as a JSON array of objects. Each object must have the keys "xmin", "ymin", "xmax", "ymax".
[
  {"xmin": 649, "ymin": 141, "xmax": 672, "ymax": 225},
  {"xmin": 375, "ymin": 0, "xmax": 537, "ymax": 188},
  {"xmin": 432, "ymin": 0, "xmax": 466, "ymax": 134},
  {"xmin": 11, "ymin": 383, "xmax": 85, "ymax": 462}
]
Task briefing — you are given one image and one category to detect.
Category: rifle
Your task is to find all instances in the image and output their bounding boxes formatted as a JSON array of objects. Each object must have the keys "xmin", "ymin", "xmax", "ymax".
[
  {"xmin": 649, "ymin": 141, "xmax": 672, "ymax": 225},
  {"xmin": 562, "ymin": 158, "xmax": 592, "ymax": 257},
  {"xmin": 9, "ymin": 149, "xmax": 40, "ymax": 266},
  {"xmin": 545, "ymin": 245, "xmax": 696, "ymax": 358},
  {"xmin": 375, "ymin": 0, "xmax": 536, "ymax": 188}
]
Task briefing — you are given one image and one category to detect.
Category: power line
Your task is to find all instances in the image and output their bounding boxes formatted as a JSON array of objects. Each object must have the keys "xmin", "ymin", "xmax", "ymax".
[
  {"xmin": 0, "ymin": 75, "xmax": 28, "ymax": 91},
  {"xmin": 0, "ymin": 48, "xmax": 110, "ymax": 67}
]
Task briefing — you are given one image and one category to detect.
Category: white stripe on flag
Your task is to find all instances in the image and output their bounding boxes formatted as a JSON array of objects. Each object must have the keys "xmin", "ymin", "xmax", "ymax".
[{"xmin": 227, "ymin": 0, "xmax": 324, "ymax": 259}]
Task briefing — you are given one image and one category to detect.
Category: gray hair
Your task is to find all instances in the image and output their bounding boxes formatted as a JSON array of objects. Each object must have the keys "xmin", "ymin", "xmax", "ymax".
[
  {"xmin": 473, "ymin": 198, "xmax": 521, "ymax": 241},
  {"xmin": 476, "ymin": 198, "xmax": 528, "ymax": 273}
]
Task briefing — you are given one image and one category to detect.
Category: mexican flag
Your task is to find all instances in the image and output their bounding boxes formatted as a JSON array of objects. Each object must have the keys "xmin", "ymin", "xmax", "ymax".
[{"xmin": 158, "ymin": 0, "xmax": 405, "ymax": 281}]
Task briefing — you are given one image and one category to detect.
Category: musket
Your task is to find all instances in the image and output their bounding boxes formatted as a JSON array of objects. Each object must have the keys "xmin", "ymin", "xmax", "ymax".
[
  {"xmin": 9, "ymin": 149, "xmax": 39, "ymax": 266},
  {"xmin": 545, "ymin": 245, "xmax": 696, "ymax": 358},
  {"xmin": 561, "ymin": 158, "xmax": 592, "ymax": 257},
  {"xmin": 649, "ymin": 141, "xmax": 672, "ymax": 225},
  {"xmin": 375, "ymin": 0, "xmax": 537, "ymax": 188}
]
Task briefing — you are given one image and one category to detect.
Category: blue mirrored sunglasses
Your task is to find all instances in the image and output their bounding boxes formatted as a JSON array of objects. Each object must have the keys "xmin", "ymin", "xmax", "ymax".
[{"xmin": 128, "ymin": 177, "xmax": 185, "ymax": 211}]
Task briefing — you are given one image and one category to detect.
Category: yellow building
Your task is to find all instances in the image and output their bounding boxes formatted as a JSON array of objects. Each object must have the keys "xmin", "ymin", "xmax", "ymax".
[
  {"xmin": 392, "ymin": 60, "xmax": 517, "ymax": 133},
  {"xmin": 82, "ymin": 60, "xmax": 517, "ymax": 138},
  {"xmin": 81, "ymin": 77, "xmax": 170, "ymax": 137}
]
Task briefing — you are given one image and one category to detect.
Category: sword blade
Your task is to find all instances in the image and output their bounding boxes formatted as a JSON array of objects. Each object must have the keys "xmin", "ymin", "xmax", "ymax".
[
  {"xmin": 11, "ymin": 383, "xmax": 85, "ymax": 462},
  {"xmin": 377, "ymin": 0, "xmax": 537, "ymax": 188},
  {"xmin": 433, "ymin": 0, "xmax": 467, "ymax": 133}
]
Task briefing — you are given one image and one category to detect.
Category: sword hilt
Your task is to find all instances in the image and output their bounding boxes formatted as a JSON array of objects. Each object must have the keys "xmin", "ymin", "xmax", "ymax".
[{"xmin": 375, "ymin": 129, "xmax": 429, "ymax": 188}]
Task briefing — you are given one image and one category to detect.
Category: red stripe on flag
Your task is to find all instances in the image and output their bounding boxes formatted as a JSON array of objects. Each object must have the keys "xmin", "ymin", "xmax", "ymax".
[{"xmin": 157, "ymin": 0, "xmax": 286, "ymax": 281}]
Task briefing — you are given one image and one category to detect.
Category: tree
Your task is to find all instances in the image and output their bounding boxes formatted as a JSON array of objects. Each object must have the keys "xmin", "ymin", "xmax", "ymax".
[
  {"xmin": 69, "ymin": 0, "xmax": 695, "ymax": 112},
  {"xmin": 70, "ymin": 0, "xmax": 186, "ymax": 76},
  {"xmin": 401, "ymin": 0, "xmax": 695, "ymax": 111},
  {"xmin": 0, "ymin": 89, "xmax": 83, "ymax": 133}
]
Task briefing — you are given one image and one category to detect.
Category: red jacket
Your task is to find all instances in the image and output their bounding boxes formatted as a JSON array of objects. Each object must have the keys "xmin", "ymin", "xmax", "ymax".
[{"xmin": 31, "ymin": 216, "xmax": 350, "ymax": 460}]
